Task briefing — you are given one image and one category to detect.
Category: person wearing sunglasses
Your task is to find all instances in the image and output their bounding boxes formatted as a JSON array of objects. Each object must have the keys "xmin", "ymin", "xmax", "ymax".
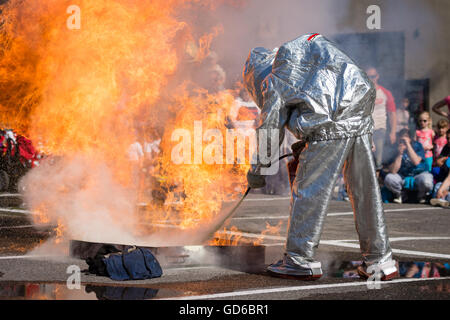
[{"xmin": 415, "ymin": 111, "xmax": 435, "ymax": 172}]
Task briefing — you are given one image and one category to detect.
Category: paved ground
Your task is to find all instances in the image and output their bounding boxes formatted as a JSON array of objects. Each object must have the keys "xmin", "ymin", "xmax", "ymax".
[{"xmin": 0, "ymin": 192, "xmax": 449, "ymax": 300}]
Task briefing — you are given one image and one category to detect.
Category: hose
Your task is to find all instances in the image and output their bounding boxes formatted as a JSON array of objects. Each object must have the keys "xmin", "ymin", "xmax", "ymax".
[{"xmin": 203, "ymin": 152, "xmax": 293, "ymax": 243}]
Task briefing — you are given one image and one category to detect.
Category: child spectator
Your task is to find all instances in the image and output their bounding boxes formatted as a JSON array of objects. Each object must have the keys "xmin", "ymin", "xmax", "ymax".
[
  {"xmin": 434, "ymin": 119, "xmax": 449, "ymax": 160},
  {"xmin": 435, "ymin": 129, "xmax": 450, "ymax": 168},
  {"xmin": 430, "ymin": 130, "xmax": 450, "ymax": 204},
  {"xmin": 416, "ymin": 111, "xmax": 434, "ymax": 172}
]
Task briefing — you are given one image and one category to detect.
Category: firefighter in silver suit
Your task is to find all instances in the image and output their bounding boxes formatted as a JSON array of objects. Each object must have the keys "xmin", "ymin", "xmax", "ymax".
[{"xmin": 243, "ymin": 33, "xmax": 398, "ymax": 280}]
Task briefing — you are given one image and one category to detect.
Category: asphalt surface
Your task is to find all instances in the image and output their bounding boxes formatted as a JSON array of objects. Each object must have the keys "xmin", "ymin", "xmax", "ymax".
[{"xmin": 0, "ymin": 192, "xmax": 449, "ymax": 300}]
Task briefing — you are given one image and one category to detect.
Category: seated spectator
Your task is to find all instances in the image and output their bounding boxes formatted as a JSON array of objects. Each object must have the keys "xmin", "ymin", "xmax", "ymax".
[
  {"xmin": 430, "ymin": 168, "xmax": 450, "ymax": 208},
  {"xmin": 435, "ymin": 129, "xmax": 450, "ymax": 168},
  {"xmin": 415, "ymin": 111, "xmax": 434, "ymax": 172},
  {"xmin": 430, "ymin": 129, "xmax": 450, "ymax": 207},
  {"xmin": 384, "ymin": 129, "xmax": 434, "ymax": 204}
]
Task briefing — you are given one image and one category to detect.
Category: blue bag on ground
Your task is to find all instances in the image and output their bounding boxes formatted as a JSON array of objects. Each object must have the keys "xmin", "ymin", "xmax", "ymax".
[{"xmin": 103, "ymin": 246, "xmax": 163, "ymax": 281}]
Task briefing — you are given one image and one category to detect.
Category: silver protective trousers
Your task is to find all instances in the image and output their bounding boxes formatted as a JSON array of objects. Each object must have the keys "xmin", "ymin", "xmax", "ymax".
[{"xmin": 286, "ymin": 134, "xmax": 393, "ymax": 266}]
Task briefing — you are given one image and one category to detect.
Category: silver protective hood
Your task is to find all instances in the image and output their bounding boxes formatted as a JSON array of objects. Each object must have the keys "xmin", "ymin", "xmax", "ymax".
[
  {"xmin": 243, "ymin": 33, "xmax": 376, "ymax": 144},
  {"xmin": 243, "ymin": 47, "xmax": 277, "ymax": 108}
]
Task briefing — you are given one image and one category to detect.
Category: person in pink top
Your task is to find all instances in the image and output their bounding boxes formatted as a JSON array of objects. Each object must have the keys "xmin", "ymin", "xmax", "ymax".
[
  {"xmin": 366, "ymin": 67, "xmax": 397, "ymax": 170},
  {"xmin": 416, "ymin": 111, "xmax": 434, "ymax": 171},
  {"xmin": 432, "ymin": 95, "xmax": 450, "ymax": 121},
  {"xmin": 433, "ymin": 119, "xmax": 449, "ymax": 160}
]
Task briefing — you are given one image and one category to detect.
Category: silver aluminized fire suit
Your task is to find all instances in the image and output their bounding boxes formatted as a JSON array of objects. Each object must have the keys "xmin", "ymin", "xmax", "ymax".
[{"xmin": 243, "ymin": 33, "xmax": 394, "ymax": 273}]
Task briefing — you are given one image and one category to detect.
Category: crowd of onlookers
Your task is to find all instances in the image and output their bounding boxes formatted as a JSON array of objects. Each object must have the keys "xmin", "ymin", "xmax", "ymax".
[
  {"xmin": 363, "ymin": 66, "xmax": 450, "ymax": 207},
  {"xmin": 247, "ymin": 66, "xmax": 450, "ymax": 207},
  {"xmin": 381, "ymin": 115, "xmax": 448, "ymax": 205}
]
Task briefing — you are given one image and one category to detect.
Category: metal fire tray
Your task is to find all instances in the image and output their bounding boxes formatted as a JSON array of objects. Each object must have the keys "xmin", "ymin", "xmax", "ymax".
[{"xmin": 70, "ymin": 239, "xmax": 266, "ymax": 273}]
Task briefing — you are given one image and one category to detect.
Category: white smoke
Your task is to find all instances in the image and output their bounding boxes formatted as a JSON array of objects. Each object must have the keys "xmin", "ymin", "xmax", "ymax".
[{"xmin": 21, "ymin": 156, "xmax": 140, "ymax": 244}]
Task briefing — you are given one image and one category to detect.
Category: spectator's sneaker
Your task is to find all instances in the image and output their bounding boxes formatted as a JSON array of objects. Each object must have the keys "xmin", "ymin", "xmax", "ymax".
[
  {"xmin": 430, "ymin": 198, "xmax": 450, "ymax": 208},
  {"xmin": 357, "ymin": 260, "xmax": 399, "ymax": 281},
  {"xmin": 267, "ymin": 254, "xmax": 322, "ymax": 280},
  {"xmin": 392, "ymin": 195, "xmax": 402, "ymax": 204}
]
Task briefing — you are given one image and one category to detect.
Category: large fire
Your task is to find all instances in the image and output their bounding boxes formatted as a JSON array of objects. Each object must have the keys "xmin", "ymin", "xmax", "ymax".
[{"xmin": 0, "ymin": 0, "xmax": 252, "ymax": 246}]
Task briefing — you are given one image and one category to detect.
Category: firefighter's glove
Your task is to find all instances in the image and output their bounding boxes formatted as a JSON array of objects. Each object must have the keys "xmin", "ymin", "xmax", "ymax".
[{"xmin": 291, "ymin": 140, "xmax": 306, "ymax": 160}]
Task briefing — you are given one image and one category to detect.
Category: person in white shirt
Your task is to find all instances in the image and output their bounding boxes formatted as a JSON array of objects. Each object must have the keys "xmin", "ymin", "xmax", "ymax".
[{"xmin": 366, "ymin": 67, "xmax": 397, "ymax": 170}]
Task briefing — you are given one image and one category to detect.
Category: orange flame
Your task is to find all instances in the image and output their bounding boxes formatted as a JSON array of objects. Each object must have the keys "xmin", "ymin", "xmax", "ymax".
[
  {"xmin": 253, "ymin": 220, "xmax": 284, "ymax": 245},
  {"xmin": 2, "ymin": 0, "xmax": 253, "ymax": 245},
  {"xmin": 208, "ymin": 226, "xmax": 244, "ymax": 246}
]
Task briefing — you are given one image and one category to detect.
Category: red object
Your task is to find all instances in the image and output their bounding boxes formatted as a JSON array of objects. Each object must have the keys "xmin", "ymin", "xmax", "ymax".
[
  {"xmin": 0, "ymin": 131, "xmax": 38, "ymax": 168},
  {"xmin": 0, "ymin": 135, "xmax": 6, "ymax": 156},
  {"xmin": 377, "ymin": 85, "xmax": 397, "ymax": 112},
  {"xmin": 16, "ymin": 135, "xmax": 37, "ymax": 163},
  {"xmin": 25, "ymin": 284, "xmax": 41, "ymax": 298},
  {"xmin": 308, "ymin": 33, "xmax": 320, "ymax": 41}
]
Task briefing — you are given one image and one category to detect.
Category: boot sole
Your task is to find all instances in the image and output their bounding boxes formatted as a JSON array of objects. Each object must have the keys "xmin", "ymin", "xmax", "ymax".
[
  {"xmin": 267, "ymin": 269, "xmax": 322, "ymax": 281},
  {"xmin": 381, "ymin": 271, "xmax": 399, "ymax": 281},
  {"xmin": 357, "ymin": 266, "xmax": 399, "ymax": 281}
]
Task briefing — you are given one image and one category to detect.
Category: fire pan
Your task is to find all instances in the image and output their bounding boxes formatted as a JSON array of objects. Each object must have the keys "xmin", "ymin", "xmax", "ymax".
[{"xmin": 70, "ymin": 239, "xmax": 266, "ymax": 273}]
